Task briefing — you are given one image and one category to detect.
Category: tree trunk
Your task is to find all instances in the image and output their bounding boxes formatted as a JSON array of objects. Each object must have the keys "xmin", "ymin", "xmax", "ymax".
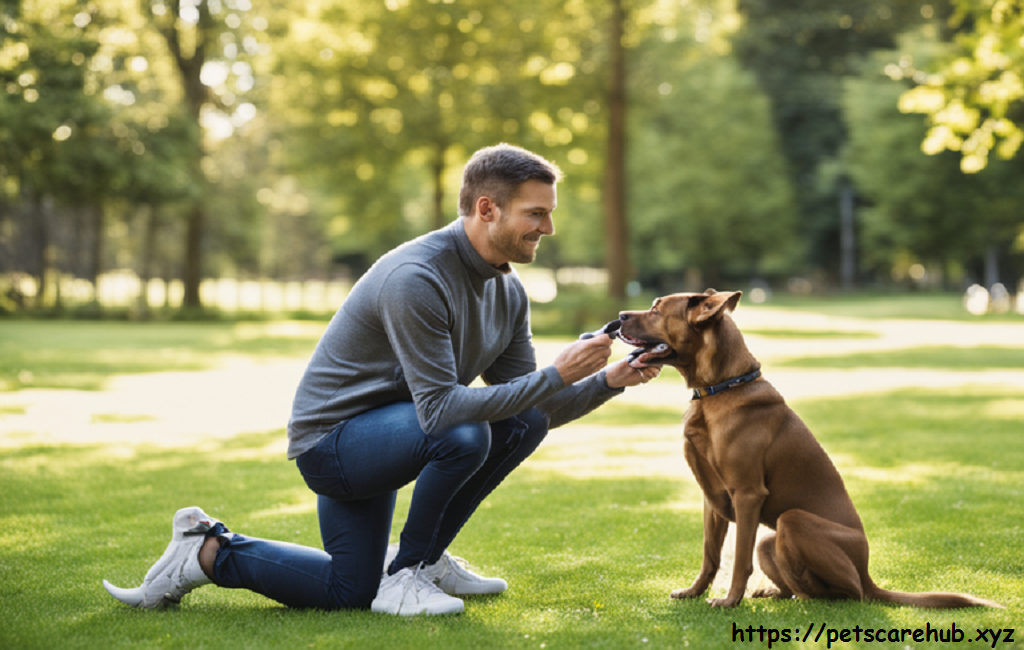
[
  {"xmin": 153, "ymin": 0, "xmax": 212, "ymax": 310},
  {"xmin": 88, "ymin": 203, "xmax": 104, "ymax": 304},
  {"xmin": 839, "ymin": 177, "xmax": 856, "ymax": 291},
  {"xmin": 136, "ymin": 205, "xmax": 160, "ymax": 320},
  {"xmin": 31, "ymin": 191, "xmax": 48, "ymax": 309},
  {"xmin": 182, "ymin": 204, "xmax": 204, "ymax": 309},
  {"xmin": 603, "ymin": 0, "xmax": 629, "ymax": 301}
]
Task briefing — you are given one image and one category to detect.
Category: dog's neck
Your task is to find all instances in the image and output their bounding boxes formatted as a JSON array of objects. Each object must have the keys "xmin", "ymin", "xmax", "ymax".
[{"xmin": 680, "ymin": 314, "xmax": 761, "ymax": 390}]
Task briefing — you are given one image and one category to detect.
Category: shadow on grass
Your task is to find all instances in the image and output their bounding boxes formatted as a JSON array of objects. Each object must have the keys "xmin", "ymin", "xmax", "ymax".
[{"xmin": 2, "ymin": 390, "xmax": 1022, "ymax": 649}]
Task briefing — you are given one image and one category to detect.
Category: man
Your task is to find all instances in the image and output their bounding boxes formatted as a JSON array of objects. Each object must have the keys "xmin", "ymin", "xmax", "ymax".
[{"xmin": 103, "ymin": 143, "xmax": 659, "ymax": 616}]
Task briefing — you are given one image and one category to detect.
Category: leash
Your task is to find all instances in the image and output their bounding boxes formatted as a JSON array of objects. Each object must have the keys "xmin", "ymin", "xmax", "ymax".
[{"xmin": 691, "ymin": 369, "xmax": 762, "ymax": 400}]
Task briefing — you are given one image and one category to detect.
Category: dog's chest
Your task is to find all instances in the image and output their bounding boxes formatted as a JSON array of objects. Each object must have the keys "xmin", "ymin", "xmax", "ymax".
[{"xmin": 683, "ymin": 406, "xmax": 734, "ymax": 519}]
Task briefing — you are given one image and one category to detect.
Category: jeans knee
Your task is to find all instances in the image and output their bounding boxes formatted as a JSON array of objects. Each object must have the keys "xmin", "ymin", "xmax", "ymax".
[
  {"xmin": 518, "ymin": 407, "xmax": 550, "ymax": 444},
  {"xmin": 435, "ymin": 421, "xmax": 491, "ymax": 466}
]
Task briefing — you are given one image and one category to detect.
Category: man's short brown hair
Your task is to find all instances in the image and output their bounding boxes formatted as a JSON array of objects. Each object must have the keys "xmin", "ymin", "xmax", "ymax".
[{"xmin": 458, "ymin": 143, "xmax": 563, "ymax": 218}]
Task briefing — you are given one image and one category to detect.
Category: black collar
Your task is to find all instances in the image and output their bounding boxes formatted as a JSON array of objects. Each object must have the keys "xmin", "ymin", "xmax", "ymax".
[{"xmin": 691, "ymin": 369, "xmax": 762, "ymax": 400}]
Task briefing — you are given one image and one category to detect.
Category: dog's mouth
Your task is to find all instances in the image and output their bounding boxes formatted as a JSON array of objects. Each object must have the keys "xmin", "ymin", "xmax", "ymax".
[{"xmin": 617, "ymin": 332, "xmax": 675, "ymax": 369}]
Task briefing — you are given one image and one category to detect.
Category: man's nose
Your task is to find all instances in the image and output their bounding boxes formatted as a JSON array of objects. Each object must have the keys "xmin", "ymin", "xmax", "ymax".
[{"xmin": 540, "ymin": 213, "xmax": 555, "ymax": 235}]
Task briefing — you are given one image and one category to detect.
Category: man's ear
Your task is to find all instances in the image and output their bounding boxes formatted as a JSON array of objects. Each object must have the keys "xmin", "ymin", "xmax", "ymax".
[
  {"xmin": 476, "ymin": 196, "xmax": 498, "ymax": 222},
  {"xmin": 692, "ymin": 291, "xmax": 742, "ymax": 324}
]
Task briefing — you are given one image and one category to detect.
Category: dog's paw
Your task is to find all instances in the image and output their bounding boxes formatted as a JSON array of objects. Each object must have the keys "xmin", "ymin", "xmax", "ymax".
[
  {"xmin": 708, "ymin": 596, "xmax": 742, "ymax": 608},
  {"xmin": 751, "ymin": 586, "xmax": 792, "ymax": 599},
  {"xmin": 670, "ymin": 587, "xmax": 704, "ymax": 599}
]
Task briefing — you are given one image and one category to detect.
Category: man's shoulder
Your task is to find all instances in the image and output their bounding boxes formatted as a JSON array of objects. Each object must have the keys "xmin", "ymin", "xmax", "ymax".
[{"xmin": 381, "ymin": 225, "xmax": 458, "ymax": 270}]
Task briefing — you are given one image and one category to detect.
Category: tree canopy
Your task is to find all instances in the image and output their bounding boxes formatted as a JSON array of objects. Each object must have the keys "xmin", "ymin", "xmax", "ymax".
[{"xmin": 1, "ymin": 0, "xmax": 1022, "ymax": 314}]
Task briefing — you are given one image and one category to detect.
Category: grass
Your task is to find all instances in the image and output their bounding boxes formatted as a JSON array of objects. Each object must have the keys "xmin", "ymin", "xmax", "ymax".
[
  {"xmin": 1, "ymin": 304, "xmax": 1023, "ymax": 648},
  {"xmin": 744, "ymin": 329, "xmax": 880, "ymax": 339},
  {"xmin": 749, "ymin": 291, "xmax": 1023, "ymax": 322},
  {"xmin": 0, "ymin": 320, "xmax": 323, "ymax": 391},
  {"xmin": 780, "ymin": 345, "xmax": 1024, "ymax": 370},
  {"xmin": 2, "ymin": 393, "xmax": 1021, "ymax": 649}
]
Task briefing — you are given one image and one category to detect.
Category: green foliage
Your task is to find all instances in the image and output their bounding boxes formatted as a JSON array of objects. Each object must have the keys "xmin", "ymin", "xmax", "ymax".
[
  {"xmin": 626, "ymin": 49, "xmax": 799, "ymax": 286},
  {"xmin": 730, "ymin": 0, "xmax": 935, "ymax": 273},
  {"xmin": 3, "ymin": 0, "xmax": 1024, "ymax": 311},
  {"xmin": 898, "ymin": 0, "xmax": 1024, "ymax": 173},
  {"xmin": 844, "ymin": 36, "xmax": 1024, "ymax": 279}
]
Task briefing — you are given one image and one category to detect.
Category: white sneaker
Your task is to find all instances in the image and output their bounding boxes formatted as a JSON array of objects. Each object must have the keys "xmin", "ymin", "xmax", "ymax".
[
  {"xmin": 421, "ymin": 550, "xmax": 508, "ymax": 595},
  {"xmin": 371, "ymin": 566, "xmax": 465, "ymax": 616},
  {"xmin": 102, "ymin": 506, "xmax": 219, "ymax": 609}
]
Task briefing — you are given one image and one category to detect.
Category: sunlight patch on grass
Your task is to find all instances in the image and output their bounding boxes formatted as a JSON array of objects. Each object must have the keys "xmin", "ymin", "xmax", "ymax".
[
  {"xmin": 780, "ymin": 345, "xmax": 1024, "ymax": 370},
  {"xmin": 984, "ymin": 397, "xmax": 1024, "ymax": 419},
  {"xmin": 0, "ymin": 514, "xmax": 55, "ymax": 552},
  {"xmin": 575, "ymin": 403, "xmax": 682, "ymax": 427},
  {"xmin": 745, "ymin": 328, "xmax": 879, "ymax": 339},
  {"xmin": 90, "ymin": 413, "xmax": 157, "ymax": 424},
  {"xmin": 248, "ymin": 501, "xmax": 318, "ymax": 520}
]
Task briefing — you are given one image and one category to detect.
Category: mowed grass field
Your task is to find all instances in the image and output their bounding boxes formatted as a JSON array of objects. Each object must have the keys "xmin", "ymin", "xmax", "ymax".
[{"xmin": 1, "ymin": 295, "xmax": 1022, "ymax": 649}]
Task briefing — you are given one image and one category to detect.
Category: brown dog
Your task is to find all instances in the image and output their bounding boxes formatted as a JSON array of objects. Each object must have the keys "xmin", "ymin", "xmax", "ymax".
[{"xmin": 617, "ymin": 289, "xmax": 1002, "ymax": 609}]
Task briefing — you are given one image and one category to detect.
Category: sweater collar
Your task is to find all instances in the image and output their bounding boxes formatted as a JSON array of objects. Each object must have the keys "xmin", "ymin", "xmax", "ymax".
[{"xmin": 450, "ymin": 218, "xmax": 511, "ymax": 279}]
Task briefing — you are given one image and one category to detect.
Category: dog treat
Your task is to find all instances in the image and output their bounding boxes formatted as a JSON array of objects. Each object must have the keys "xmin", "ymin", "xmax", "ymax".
[{"xmin": 578, "ymin": 319, "xmax": 621, "ymax": 340}]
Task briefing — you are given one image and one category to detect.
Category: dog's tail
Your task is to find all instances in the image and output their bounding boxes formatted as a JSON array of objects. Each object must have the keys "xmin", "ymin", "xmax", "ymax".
[{"xmin": 866, "ymin": 583, "xmax": 1004, "ymax": 609}]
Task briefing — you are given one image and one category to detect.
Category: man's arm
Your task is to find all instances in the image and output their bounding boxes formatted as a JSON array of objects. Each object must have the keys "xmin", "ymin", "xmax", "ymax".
[{"xmin": 378, "ymin": 265, "xmax": 567, "ymax": 435}]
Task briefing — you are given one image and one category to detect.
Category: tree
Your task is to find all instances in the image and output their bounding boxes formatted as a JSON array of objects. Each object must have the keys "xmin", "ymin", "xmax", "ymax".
[
  {"xmin": 899, "ymin": 0, "xmax": 1024, "ymax": 173},
  {"xmin": 731, "ymin": 0, "xmax": 932, "ymax": 277},
  {"xmin": 845, "ymin": 40, "xmax": 1024, "ymax": 285},
  {"xmin": 269, "ymin": 0, "xmax": 617, "ymax": 270},
  {"xmin": 627, "ymin": 47, "xmax": 799, "ymax": 290},
  {"xmin": 0, "ymin": 0, "xmax": 113, "ymax": 305},
  {"xmin": 139, "ymin": 0, "xmax": 264, "ymax": 308}
]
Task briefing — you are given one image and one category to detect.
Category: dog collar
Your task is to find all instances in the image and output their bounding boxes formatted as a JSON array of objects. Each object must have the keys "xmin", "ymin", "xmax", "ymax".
[{"xmin": 691, "ymin": 369, "xmax": 762, "ymax": 400}]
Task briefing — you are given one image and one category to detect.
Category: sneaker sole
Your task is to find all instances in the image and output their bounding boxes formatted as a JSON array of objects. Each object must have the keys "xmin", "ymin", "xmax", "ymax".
[{"xmin": 370, "ymin": 598, "xmax": 465, "ymax": 616}]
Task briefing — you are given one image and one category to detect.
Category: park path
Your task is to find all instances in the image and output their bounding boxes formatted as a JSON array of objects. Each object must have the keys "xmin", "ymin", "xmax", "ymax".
[{"xmin": 2, "ymin": 309, "xmax": 1024, "ymax": 463}]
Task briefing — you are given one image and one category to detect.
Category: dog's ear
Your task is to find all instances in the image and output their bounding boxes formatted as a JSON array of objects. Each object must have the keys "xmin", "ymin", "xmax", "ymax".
[{"xmin": 692, "ymin": 291, "xmax": 742, "ymax": 324}]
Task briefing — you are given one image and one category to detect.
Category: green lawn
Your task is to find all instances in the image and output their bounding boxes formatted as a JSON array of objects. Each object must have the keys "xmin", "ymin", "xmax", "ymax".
[
  {"xmin": 780, "ymin": 346, "xmax": 1024, "ymax": 370},
  {"xmin": 1, "ymin": 312, "xmax": 1022, "ymax": 648},
  {"xmin": 749, "ymin": 291, "xmax": 1023, "ymax": 322},
  {"xmin": 1, "ymin": 390, "xmax": 1021, "ymax": 649},
  {"xmin": 0, "ymin": 320, "xmax": 323, "ymax": 390}
]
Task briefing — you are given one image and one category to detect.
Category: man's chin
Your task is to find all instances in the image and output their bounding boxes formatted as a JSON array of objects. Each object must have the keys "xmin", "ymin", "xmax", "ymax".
[{"xmin": 512, "ymin": 250, "xmax": 538, "ymax": 264}]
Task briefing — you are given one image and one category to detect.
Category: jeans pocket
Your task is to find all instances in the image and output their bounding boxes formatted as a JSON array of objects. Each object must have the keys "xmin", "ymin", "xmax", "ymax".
[{"xmin": 296, "ymin": 424, "xmax": 353, "ymax": 501}]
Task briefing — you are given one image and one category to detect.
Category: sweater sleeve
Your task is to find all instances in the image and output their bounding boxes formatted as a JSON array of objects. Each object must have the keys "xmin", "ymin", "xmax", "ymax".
[
  {"xmin": 535, "ymin": 371, "xmax": 624, "ymax": 429},
  {"xmin": 481, "ymin": 291, "xmax": 624, "ymax": 429},
  {"xmin": 378, "ymin": 264, "xmax": 565, "ymax": 435}
]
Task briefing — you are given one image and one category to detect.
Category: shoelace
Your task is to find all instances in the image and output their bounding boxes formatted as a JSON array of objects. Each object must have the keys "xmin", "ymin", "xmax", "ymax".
[
  {"xmin": 445, "ymin": 554, "xmax": 485, "ymax": 580},
  {"xmin": 401, "ymin": 564, "xmax": 443, "ymax": 608}
]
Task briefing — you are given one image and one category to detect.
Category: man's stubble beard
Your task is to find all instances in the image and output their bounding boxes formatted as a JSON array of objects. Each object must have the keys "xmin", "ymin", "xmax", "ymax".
[{"xmin": 491, "ymin": 213, "xmax": 538, "ymax": 265}]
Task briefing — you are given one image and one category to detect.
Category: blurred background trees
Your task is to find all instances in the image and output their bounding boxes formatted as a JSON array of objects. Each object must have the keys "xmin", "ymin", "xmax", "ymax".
[{"xmin": 1, "ymin": 0, "xmax": 1022, "ymax": 315}]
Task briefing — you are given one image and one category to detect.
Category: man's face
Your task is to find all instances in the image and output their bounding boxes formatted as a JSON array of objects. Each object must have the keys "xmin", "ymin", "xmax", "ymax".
[{"xmin": 489, "ymin": 179, "xmax": 557, "ymax": 265}]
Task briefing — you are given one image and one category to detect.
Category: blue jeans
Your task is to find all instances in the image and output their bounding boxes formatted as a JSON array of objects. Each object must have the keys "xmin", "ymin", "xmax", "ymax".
[{"xmin": 210, "ymin": 402, "xmax": 549, "ymax": 609}]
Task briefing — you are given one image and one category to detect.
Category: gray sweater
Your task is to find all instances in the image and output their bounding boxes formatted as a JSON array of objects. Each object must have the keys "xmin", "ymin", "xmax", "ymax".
[{"xmin": 286, "ymin": 218, "xmax": 622, "ymax": 459}]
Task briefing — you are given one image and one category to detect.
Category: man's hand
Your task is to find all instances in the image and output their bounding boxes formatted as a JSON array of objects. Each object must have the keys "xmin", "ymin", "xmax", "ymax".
[
  {"xmin": 605, "ymin": 358, "xmax": 661, "ymax": 389},
  {"xmin": 553, "ymin": 335, "xmax": 614, "ymax": 385}
]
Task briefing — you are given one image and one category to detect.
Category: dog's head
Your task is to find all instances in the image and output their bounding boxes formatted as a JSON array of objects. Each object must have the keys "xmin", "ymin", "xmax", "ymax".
[{"xmin": 617, "ymin": 289, "xmax": 747, "ymax": 382}]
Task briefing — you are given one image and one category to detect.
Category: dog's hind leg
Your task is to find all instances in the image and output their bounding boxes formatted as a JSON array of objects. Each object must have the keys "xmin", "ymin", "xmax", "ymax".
[
  {"xmin": 750, "ymin": 532, "xmax": 794, "ymax": 599},
  {"xmin": 671, "ymin": 498, "xmax": 729, "ymax": 599},
  {"xmin": 773, "ymin": 510, "xmax": 869, "ymax": 601}
]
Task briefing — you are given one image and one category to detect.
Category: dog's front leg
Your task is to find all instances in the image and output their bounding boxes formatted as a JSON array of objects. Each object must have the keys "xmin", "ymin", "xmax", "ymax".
[
  {"xmin": 671, "ymin": 496, "xmax": 728, "ymax": 599},
  {"xmin": 709, "ymin": 488, "xmax": 765, "ymax": 608}
]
